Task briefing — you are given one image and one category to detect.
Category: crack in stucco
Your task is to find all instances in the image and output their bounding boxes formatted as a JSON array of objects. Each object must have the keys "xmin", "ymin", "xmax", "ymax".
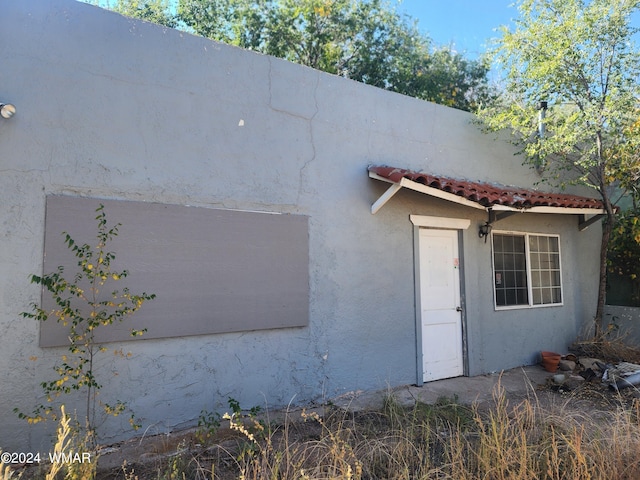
[
  {"xmin": 234, "ymin": 353, "xmax": 244, "ymax": 369},
  {"xmin": 265, "ymin": 58, "xmax": 321, "ymax": 207},
  {"xmin": 0, "ymin": 168, "xmax": 48, "ymax": 174},
  {"xmin": 14, "ymin": 51, "xmax": 194, "ymax": 94},
  {"xmin": 80, "ymin": 64, "xmax": 197, "ymax": 94},
  {"xmin": 300, "ymin": 71, "xmax": 320, "ymax": 194},
  {"xmin": 267, "ymin": 57, "xmax": 317, "ymax": 122}
]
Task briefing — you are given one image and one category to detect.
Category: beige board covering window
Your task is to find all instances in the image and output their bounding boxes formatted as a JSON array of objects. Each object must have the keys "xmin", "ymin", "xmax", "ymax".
[{"xmin": 39, "ymin": 196, "xmax": 309, "ymax": 347}]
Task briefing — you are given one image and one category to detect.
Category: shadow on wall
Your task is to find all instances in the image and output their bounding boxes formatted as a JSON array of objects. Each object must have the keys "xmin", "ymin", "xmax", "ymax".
[
  {"xmin": 607, "ymin": 274, "xmax": 640, "ymax": 307},
  {"xmin": 604, "ymin": 305, "xmax": 640, "ymax": 346}
]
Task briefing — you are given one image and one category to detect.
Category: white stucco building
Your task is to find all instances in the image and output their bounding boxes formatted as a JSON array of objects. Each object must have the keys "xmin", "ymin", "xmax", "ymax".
[{"xmin": 0, "ymin": 0, "xmax": 603, "ymax": 451}]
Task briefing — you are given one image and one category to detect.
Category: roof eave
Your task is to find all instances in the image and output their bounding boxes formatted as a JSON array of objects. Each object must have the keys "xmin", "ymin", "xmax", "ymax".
[{"xmin": 369, "ymin": 170, "xmax": 607, "ymax": 217}]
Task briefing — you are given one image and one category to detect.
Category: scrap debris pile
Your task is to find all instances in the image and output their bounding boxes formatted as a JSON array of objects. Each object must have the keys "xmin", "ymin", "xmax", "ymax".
[
  {"xmin": 602, "ymin": 362, "xmax": 640, "ymax": 390},
  {"xmin": 541, "ymin": 340, "xmax": 640, "ymax": 395}
]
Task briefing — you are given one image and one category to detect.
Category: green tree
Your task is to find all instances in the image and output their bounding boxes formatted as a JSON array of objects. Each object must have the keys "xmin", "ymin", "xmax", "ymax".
[
  {"xmin": 608, "ymin": 130, "xmax": 640, "ymax": 306},
  {"xmin": 608, "ymin": 208, "xmax": 640, "ymax": 305},
  {"xmin": 478, "ymin": 0, "xmax": 640, "ymax": 335},
  {"xmin": 98, "ymin": 0, "xmax": 493, "ymax": 112},
  {"xmin": 113, "ymin": 0, "xmax": 178, "ymax": 27}
]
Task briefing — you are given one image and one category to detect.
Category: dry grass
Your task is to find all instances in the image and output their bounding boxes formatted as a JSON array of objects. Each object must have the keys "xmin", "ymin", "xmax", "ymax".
[
  {"xmin": 571, "ymin": 328, "xmax": 640, "ymax": 364},
  {"xmin": 447, "ymin": 384, "xmax": 640, "ymax": 480},
  {"xmin": 16, "ymin": 383, "xmax": 640, "ymax": 480},
  {"xmin": 15, "ymin": 333, "xmax": 640, "ymax": 479},
  {"xmin": 111, "ymin": 387, "xmax": 640, "ymax": 479}
]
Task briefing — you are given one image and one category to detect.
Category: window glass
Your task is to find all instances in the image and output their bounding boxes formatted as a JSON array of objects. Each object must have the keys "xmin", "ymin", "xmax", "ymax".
[
  {"xmin": 492, "ymin": 233, "xmax": 562, "ymax": 308},
  {"xmin": 493, "ymin": 233, "xmax": 529, "ymax": 307}
]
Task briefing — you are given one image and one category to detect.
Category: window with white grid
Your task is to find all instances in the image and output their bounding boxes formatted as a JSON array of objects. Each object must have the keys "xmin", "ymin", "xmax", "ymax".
[{"xmin": 492, "ymin": 232, "xmax": 562, "ymax": 309}]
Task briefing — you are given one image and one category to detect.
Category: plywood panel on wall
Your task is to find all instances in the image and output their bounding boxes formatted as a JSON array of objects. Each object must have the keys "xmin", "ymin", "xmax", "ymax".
[{"xmin": 39, "ymin": 196, "xmax": 309, "ymax": 347}]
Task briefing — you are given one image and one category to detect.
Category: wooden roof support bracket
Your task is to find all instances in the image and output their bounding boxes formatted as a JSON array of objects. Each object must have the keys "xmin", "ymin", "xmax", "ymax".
[
  {"xmin": 369, "ymin": 172, "xmax": 488, "ymax": 214},
  {"xmin": 578, "ymin": 213, "xmax": 605, "ymax": 231}
]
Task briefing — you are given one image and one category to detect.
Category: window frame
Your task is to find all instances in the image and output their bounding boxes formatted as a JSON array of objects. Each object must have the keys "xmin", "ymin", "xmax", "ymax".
[{"xmin": 491, "ymin": 230, "xmax": 564, "ymax": 310}]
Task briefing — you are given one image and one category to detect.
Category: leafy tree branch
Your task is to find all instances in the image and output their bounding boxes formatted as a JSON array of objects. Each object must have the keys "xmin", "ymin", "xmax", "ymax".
[
  {"xmin": 478, "ymin": 0, "xmax": 640, "ymax": 335},
  {"xmin": 17, "ymin": 205, "xmax": 155, "ymax": 444}
]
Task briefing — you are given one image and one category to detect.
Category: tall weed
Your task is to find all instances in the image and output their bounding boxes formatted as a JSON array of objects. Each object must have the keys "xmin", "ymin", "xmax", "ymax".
[{"xmin": 89, "ymin": 384, "xmax": 640, "ymax": 479}]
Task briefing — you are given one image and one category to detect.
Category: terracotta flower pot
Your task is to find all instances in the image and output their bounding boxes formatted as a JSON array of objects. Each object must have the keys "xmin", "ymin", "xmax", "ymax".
[{"xmin": 541, "ymin": 351, "xmax": 562, "ymax": 372}]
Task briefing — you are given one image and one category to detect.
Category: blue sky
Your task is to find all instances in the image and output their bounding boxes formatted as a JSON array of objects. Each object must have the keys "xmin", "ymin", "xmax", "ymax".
[
  {"xmin": 398, "ymin": 0, "xmax": 517, "ymax": 59},
  {"xmin": 398, "ymin": 0, "xmax": 640, "ymax": 61}
]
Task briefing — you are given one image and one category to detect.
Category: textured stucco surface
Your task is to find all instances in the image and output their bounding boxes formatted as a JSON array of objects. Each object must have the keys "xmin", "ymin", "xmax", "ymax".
[
  {"xmin": 0, "ymin": 0, "xmax": 601, "ymax": 451},
  {"xmin": 603, "ymin": 306, "xmax": 640, "ymax": 344}
]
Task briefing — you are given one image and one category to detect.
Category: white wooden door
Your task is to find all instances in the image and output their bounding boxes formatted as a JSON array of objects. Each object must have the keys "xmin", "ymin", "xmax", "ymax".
[{"xmin": 419, "ymin": 228, "xmax": 463, "ymax": 382}]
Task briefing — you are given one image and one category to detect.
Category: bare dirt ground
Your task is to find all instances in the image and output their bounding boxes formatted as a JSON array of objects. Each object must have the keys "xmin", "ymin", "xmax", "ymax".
[{"xmin": 17, "ymin": 342, "xmax": 640, "ymax": 479}]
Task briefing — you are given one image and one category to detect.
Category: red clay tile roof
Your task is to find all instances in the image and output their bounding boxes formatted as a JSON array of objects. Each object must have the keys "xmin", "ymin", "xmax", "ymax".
[{"xmin": 369, "ymin": 165, "xmax": 605, "ymax": 210}]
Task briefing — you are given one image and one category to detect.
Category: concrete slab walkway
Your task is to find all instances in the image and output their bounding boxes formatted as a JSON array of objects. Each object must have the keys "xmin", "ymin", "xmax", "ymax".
[{"xmin": 331, "ymin": 365, "xmax": 552, "ymax": 411}]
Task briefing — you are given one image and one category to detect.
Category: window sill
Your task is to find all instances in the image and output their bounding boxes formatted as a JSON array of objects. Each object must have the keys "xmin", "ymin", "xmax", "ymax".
[{"xmin": 495, "ymin": 302, "xmax": 564, "ymax": 311}]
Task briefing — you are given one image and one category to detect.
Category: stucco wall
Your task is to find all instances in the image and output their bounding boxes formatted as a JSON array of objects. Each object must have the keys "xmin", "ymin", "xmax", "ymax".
[
  {"xmin": 0, "ymin": 0, "xmax": 601, "ymax": 451},
  {"xmin": 604, "ymin": 306, "xmax": 640, "ymax": 345}
]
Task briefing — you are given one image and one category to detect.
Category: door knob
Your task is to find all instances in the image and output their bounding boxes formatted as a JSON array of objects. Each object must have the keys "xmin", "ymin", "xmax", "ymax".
[{"xmin": 456, "ymin": 306, "xmax": 463, "ymax": 312}]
